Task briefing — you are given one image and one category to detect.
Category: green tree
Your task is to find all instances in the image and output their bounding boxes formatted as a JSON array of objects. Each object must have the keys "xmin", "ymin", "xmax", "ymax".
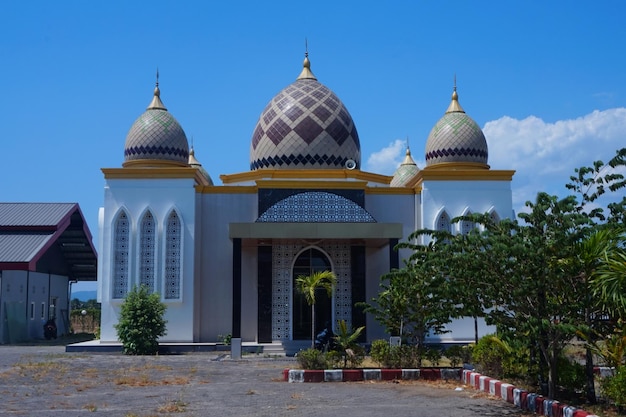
[
  {"xmin": 362, "ymin": 242, "xmax": 454, "ymax": 365},
  {"xmin": 295, "ymin": 270, "xmax": 337, "ymax": 349},
  {"xmin": 114, "ymin": 285, "xmax": 167, "ymax": 355}
]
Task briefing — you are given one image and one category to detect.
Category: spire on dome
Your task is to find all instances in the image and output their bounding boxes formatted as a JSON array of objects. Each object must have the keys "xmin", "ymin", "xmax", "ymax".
[
  {"xmin": 445, "ymin": 75, "xmax": 464, "ymax": 114},
  {"xmin": 400, "ymin": 140, "xmax": 417, "ymax": 166},
  {"xmin": 297, "ymin": 39, "xmax": 317, "ymax": 80},
  {"xmin": 147, "ymin": 68, "xmax": 167, "ymax": 110}
]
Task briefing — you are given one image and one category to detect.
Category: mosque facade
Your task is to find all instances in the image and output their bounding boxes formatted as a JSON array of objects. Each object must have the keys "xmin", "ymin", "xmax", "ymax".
[{"xmin": 97, "ymin": 53, "xmax": 514, "ymax": 346}]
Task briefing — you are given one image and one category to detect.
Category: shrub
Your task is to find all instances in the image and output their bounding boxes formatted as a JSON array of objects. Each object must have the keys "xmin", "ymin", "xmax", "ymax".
[
  {"xmin": 601, "ymin": 365, "xmax": 626, "ymax": 407},
  {"xmin": 471, "ymin": 334, "xmax": 511, "ymax": 379},
  {"xmin": 296, "ymin": 348, "xmax": 328, "ymax": 370},
  {"xmin": 114, "ymin": 285, "xmax": 167, "ymax": 355},
  {"xmin": 343, "ymin": 345, "xmax": 366, "ymax": 369},
  {"xmin": 424, "ymin": 347, "xmax": 442, "ymax": 366},
  {"xmin": 556, "ymin": 355, "xmax": 585, "ymax": 393},
  {"xmin": 445, "ymin": 345, "xmax": 468, "ymax": 367},
  {"xmin": 369, "ymin": 340, "xmax": 424, "ymax": 368},
  {"xmin": 370, "ymin": 339, "xmax": 390, "ymax": 367}
]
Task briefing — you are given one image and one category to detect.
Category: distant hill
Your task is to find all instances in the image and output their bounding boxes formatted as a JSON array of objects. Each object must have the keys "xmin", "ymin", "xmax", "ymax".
[{"xmin": 72, "ymin": 290, "xmax": 97, "ymax": 301}]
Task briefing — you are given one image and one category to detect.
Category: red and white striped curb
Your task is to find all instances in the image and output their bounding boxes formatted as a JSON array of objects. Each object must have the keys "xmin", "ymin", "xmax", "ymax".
[
  {"xmin": 283, "ymin": 368, "xmax": 461, "ymax": 383},
  {"xmin": 462, "ymin": 369, "xmax": 599, "ymax": 417}
]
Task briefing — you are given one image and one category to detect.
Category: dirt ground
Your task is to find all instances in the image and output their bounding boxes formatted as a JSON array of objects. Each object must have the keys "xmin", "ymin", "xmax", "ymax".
[{"xmin": 0, "ymin": 346, "xmax": 527, "ymax": 417}]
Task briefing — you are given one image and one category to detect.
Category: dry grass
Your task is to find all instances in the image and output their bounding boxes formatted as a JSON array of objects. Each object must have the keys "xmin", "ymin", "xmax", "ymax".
[{"xmin": 156, "ymin": 398, "xmax": 187, "ymax": 413}]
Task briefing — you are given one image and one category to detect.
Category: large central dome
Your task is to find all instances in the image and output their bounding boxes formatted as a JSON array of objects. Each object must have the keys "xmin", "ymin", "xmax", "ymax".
[{"xmin": 250, "ymin": 53, "xmax": 361, "ymax": 170}]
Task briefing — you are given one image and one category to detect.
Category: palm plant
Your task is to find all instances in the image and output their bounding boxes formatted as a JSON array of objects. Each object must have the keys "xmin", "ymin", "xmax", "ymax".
[
  {"xmin": 333, "ymin": 319, "xmax": 365, "ymax": 368},
  {"xmin": 295, "ymin": 270, "xmax": 337, "ymax": 348}
]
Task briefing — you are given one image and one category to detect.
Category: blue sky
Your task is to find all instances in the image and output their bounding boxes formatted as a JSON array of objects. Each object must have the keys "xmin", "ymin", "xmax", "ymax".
[{"xmin": 2, "ymin": 1, "xmax": 626, "ymax": 293}]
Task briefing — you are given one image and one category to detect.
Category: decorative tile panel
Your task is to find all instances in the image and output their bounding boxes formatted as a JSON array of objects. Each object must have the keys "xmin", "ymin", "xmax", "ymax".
[
  {"xmin": 140, "ymin": 211, "xmax": 156, "ymax": 293},
  {"xmin": 113, "ymin": 212, "xmax": 130, "ymax": 299},
  {"xmin": 164, "ymin": 211, "xmax": 181, "ymax": 300},
  {"xmin": 257, "ymin": 191, "xmax": 376, "ymax": 223}
]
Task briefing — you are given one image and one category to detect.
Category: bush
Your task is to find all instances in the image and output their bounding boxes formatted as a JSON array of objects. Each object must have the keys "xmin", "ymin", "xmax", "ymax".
[
  {"xmin": 370, "ymin": 339, "xmax": 390, "ymax": 367},
  {"xmin": 556, "ymin": 355, "xmax": 585, "ymax": 393},
  {"xmin": 471, "ymin": 334, "xmax": 511, "ymax": 379},
  {"xmin": 114, "ymin": 285, "xmax": 167, "ymax": 355},
  {"xmin": 296, "ymin": 348, "xmax": 328, "ymax": 370},
  {"xmin": 424, "ymin": 347, "xmax": 442, "ymax": 366},
  {"xmin": 445, "ymin": 345, "xmax": 469, "ymax": 367},
  {"xmin": 602, "ymin": 365, "xmax": 626, "ymax": 407},
  {"xmin": 369, "ymin": 339, "xmax": 423, "ymax": 368}
]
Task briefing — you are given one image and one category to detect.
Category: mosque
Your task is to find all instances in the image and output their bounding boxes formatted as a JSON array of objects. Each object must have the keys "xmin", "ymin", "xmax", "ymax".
[{"xmin": 97, "ymin": 51, "xmax": 515, "ymax": 349}]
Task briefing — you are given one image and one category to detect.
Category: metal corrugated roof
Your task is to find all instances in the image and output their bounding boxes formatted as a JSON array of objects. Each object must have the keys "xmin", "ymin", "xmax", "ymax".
[
  {"xmin": 0, "ymin": 203, "xmax": 76, "ymax": 227},
  {"xmin": 0, "ymin": 233, "xmax": 53, "ymax": 262}
]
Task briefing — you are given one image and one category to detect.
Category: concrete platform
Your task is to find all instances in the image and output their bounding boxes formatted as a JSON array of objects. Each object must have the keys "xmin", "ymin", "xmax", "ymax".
[{"xmin": 65, "ymin": 340, "xmax": 286, "ymax": 355}]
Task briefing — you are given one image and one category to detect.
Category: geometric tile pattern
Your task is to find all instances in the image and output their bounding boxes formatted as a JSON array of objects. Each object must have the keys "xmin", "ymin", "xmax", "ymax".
[
  {"xmin": 271, "ymin": 240, "xmax": 352, "ymax": 340},
  {"xmin": 124, "ymin": 109, "xmax": 189, "ymax": 165},
  {"xmin": 250, "ymin": 78, "xmax": 361, "ymax": 170},
  {"xmin": 113, "ymin": 211, "xmax": 130, "ymax": 299},
  {"xmin": 257, "ymin": 191, "xmax": 376, "ymax": 223},
  {"xmin": 164, "ymin": 211, "xmax": 181, "ymax": 300},
  {"xmin": 390, "ymin": 148, "xmax": 419, "ymax": 187},
  {"xmin": 139, "ymin": 211, "xmax": 156, "ymax": 293},
  {"xmin": 425, "ymin": 111, "xmax": 488, "ymax": 166}
]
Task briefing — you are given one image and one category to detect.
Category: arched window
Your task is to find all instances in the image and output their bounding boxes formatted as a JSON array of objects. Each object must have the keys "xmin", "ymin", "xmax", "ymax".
[
  {"xmin": 113, "ymin": 211, "xmax": 130, "ymax": 299},
  {"xmin": 292, "ymin": 248, "xmax": 333, "ymax": 340},
  {"xmin": 461, "ymin": 211, "xmax": 475, "ymax": 235},
  {"xmin": 490, "ymin": 211, "xmax": 501, "ymax": 224},
  {"xmin": 164, "ymin": 211, "xmax": 181, "ymax": 300},
  {"xmin": 437, "ymin": 211, "xmax": 451, "ymax": 233},
  {"xmin": 139, "ymin": 210, "xmax": 156, "ymax": 293}
]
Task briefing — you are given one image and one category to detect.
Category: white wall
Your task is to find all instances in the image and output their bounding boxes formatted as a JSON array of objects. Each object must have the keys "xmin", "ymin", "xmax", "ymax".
[{"xmin": 99, "ymin": 177, "xmax": 197, "ymax": 342}]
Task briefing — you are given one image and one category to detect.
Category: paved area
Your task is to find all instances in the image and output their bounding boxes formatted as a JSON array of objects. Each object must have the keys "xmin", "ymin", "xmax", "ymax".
[{"xmin": 0, "ymin": 346, "xmax": 526, "ymax": 416}]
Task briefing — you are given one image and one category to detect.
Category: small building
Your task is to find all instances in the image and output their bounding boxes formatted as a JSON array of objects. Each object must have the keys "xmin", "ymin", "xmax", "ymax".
[{"xmin": 0, "ymin": 203, "xmax": 97, "ymax": 343}]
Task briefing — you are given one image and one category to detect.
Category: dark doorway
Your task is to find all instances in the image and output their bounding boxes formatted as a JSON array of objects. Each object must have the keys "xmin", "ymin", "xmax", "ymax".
[{"xmin": 292, "ymin": 248, "xmax": 332, "ymax": 340}]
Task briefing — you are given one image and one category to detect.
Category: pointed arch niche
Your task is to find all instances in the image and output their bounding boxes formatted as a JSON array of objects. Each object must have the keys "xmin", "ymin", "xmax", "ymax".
[
  {"xmin": 164, "ymin": 210, "xmax": 182, "ymax": 300},
  {"xmin": 436, "ymin": 210, "xmax": 451, "ymax": 233},
  {"xmin": 112, "ymin": 210, "xmax": 130, "ymax": 299},
  {"xmin": 460, "ymin": 208, "xmax": 476, "ymax": 235}
]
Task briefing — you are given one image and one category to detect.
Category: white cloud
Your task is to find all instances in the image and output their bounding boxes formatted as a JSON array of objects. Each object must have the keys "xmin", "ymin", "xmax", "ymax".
[
  {"xmin": 365, "ymin": 139, "xmax": 406, "ymax": 174},
  {"xmin": 484, "ymin": 108, "xmax": 626, "ymax": 214}
]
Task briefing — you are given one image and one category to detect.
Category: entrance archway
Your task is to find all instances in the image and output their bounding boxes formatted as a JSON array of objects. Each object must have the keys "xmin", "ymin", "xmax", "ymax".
[{"xmin": 292, "ymin": 248, "xmax": 332, "ymax": 340}]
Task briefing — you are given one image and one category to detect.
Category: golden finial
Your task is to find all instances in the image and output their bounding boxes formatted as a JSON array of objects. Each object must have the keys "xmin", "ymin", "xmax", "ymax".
[
  {"xmin": 297, "ymin": 39, "xmax": 317, "ymax": 80},
  {"xmin": 445, "ymin": 74, "xmax": 464, "ymax": 114},
  {"xmin": 147, "ymin": 68, "xmax": 167, "ymax": 110},
  {"xmin": 401, "ymin": 137, "xmax": 416, "ymax": 166}
]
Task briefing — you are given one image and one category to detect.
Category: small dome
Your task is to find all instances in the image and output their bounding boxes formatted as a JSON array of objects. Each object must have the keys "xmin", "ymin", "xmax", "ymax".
[
  {"xmin": 424, "ymin": 87, "xmax": 488, "ymax": 167},
  {"xmin": 123, "ymin": 79, "xmax": 189, "ymax": 167},
  {"xmin": 188, "ymin": 147, "xmax": 214, "ymax": 185},
  {"xmin": 390, "ymin": 146, "xmax": 419, "ymax": 187},
  {"xmin": 250, "ymin": 53, "xmax": 361, "ymax": 170}
]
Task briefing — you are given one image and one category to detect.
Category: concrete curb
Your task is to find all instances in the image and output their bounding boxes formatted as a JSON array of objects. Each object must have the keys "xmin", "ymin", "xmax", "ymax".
[{"xmin": 462, "ymin": 369, "xmax": 600, "ymax": 417}]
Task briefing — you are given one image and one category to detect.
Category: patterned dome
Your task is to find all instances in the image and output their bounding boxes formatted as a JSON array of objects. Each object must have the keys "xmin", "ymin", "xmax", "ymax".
[
  {"xmin": 250, "ymin": 53, "xmax": 361, "ymax": 170},
  {"xmin": 123, "ymin": 81, "xmax": 189, "ymax": 167},
  {"xmin": 390, "ymin": 146, "xmax": 419, "ymax": 187},
  {"xmin": 424, "ymin": 87, "xmax": 488, "ymax": 167},
  {"xmin": 188, "ymin": 147, "xmax": 214, "ymax": 185}
]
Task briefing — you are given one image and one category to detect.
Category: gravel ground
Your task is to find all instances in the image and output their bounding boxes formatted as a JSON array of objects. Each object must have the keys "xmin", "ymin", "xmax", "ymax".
[{"xmin": 0, "ymin": 346, "xmax": 526, "ymax": 417}]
